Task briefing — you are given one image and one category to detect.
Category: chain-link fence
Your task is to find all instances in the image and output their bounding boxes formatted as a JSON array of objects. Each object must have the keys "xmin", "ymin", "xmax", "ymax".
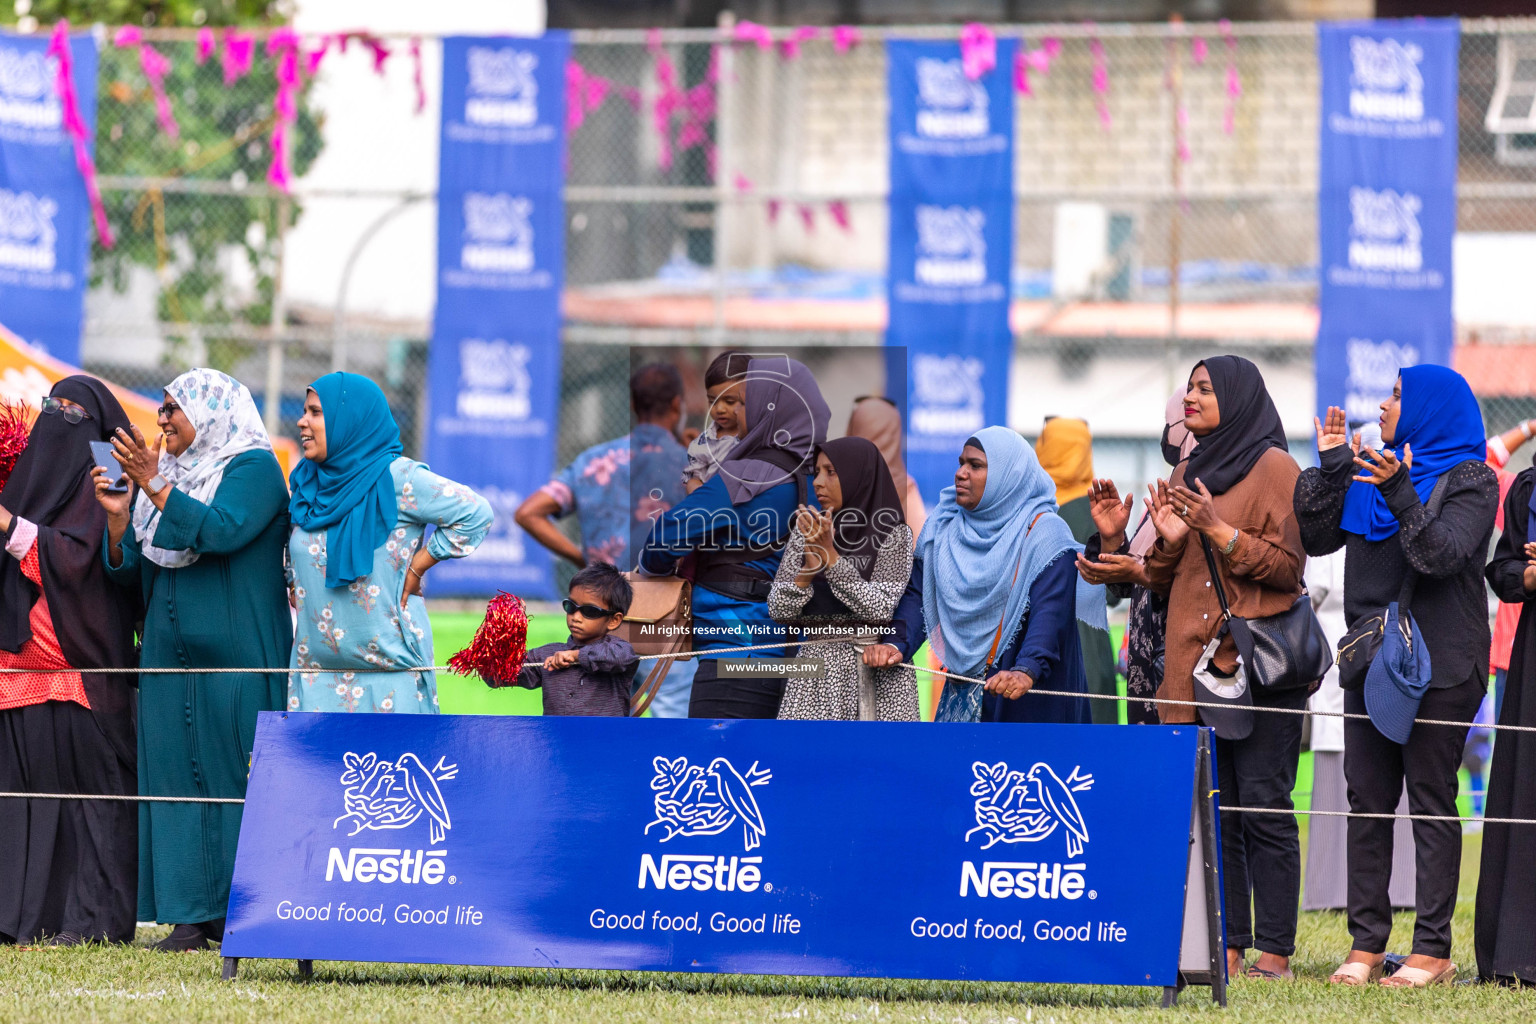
[{"xmin": 57, "ymin": 19, "xmax": 1536, "ymax": 490}]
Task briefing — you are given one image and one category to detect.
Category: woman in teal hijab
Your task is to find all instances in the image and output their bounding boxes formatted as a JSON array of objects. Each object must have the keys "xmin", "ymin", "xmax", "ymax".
[{"xmin": 286, "ymin": 373, "xmax": 494, "ymax": 713}]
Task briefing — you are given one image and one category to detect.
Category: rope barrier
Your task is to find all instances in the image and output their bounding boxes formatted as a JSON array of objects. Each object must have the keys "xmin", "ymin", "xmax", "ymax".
[
  {"xmin": 1224, "ymin": 806, "xmax": 1530, "ymax": 825},
  {"xmin": 0, "ymin": 792, "xmax": 243, "ymax": 804},
  {"xmin": 0, "ymin": 798, "xmax": 1529, "ymax": 829},
  {"xmin": 3, "ymin": 639, "xmax": 1530, "ymax": 733},
  {"xmin": 2, "ymin": 640, "xmax": 1532, "ymax": 822}
]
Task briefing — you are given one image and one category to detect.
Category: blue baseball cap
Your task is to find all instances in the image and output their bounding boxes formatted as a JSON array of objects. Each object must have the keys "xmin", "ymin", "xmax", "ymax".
[{"xmin": 1364, "ymin": 604, "xmax": 1431, "ymax": 745}]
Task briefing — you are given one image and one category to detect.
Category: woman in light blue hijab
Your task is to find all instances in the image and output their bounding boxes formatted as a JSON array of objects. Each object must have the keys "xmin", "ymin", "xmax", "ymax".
[
  {"xmin": 878, "ymin": 426, "xmax": 1107, "ymax": 723},
  {"xmin": 286, "ymin": 373, "xmax": 494, "ymax": 713}
]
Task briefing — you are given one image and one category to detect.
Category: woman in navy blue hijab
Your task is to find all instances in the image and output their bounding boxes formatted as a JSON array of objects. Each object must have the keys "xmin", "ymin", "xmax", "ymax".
[
  {"xmin": 1296, "ymin": 364, "xmax": 1498, "ymax": 988},
  {"xmin": 1340, "ymin": 364, "xmax": 1487, "ymax": 540}
]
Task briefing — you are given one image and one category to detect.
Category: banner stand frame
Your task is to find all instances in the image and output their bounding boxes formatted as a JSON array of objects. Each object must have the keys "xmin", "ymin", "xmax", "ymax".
[
  {"xmin": 1165, "ymin": 728, "xmax": 1226, "ymax": 1007},
  {"xmin": 221, "ymin": 726, "xmax": 1227, "ymax": 1004}
]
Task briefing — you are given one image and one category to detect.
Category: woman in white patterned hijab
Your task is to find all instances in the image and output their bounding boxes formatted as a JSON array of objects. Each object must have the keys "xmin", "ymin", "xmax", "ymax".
[{"xmin": 131, "ymin": 368, "xmax": 274, "ymax": 568}]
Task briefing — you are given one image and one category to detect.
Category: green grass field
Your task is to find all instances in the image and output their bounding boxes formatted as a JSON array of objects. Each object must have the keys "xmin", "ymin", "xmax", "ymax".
[{"xmin": 1, "ymin": 832, "xmax": 1523, "ymax": 1023}]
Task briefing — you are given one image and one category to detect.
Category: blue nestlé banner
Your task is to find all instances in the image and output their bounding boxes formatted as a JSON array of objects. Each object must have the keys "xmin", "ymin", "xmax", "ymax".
[
  {"xmin": 427, "ymin": 33, "xmax": 570, "ymax": 598},
  {"xmin": 225, "ymin": 714, "xmax": 1202, "ymax": 986},
  {"xmin": 0, "ymin": 30, "xmax": 96, "ymax": 364},
  {"xmin": 886, "ymin": 40, "xmax": 1016, "ymax": 504},
  {"xmin": 1316, "ymin": 21, "xmax": 1458, "ymax": 428}
]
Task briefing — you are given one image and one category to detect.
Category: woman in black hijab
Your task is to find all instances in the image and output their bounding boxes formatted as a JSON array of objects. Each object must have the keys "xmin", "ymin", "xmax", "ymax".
[
  {"xmin": 1144, "ymin": 355, "xmax": 1307, "ymax": 981},
  {"xmin": 0, "ymin": 376, "xmax": 139, "ymax": 946},
  {"xmin": 769, "ymin": 436, "xmax": 919, "ymax": 720}
]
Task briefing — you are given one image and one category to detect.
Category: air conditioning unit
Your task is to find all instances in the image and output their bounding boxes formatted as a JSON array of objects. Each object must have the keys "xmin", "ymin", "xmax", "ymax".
[
  {"xmin": 1052, "ymin": 202, "xmax": 1138, "ymax": 301},
  {"xmin": 1485, "ymin": 35, "xmax": 1536, "ymax": 167}
]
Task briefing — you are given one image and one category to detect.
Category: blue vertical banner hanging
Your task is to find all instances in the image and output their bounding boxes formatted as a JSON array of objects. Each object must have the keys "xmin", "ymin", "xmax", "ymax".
[
  {"xmin": 428, "ymin": 33, "xmax": 570, "ymax": 598},
  {"xmin": 0, "ymin": 29, "xmax": 96, "ymax": 363},
  {"xmin": 886, "ymin": 39, "xmax": 1016, "ymax": 502},
  {"xmin": 1316, "ymin": 21, "xmax": 1459, "ymax": 429}
]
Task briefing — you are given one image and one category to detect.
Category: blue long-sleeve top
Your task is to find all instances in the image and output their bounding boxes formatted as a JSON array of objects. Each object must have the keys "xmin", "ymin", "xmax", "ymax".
[
  {"xmin": 638, "ymin": 474, "xmax": 810, "ymax": 658},
  {"xmin": 888, "ymin": 552, "xmax": 1090, "ymax": 724}
]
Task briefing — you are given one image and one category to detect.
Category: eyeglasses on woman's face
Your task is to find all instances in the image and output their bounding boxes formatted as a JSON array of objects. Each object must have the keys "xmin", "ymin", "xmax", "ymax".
[
  {"xmin": 40, "ymin": 396, "xmax": 92, "ymax": 425},
  {"xmin": 156, "ymin": 400, "xmax": 182, "ymax": 419}
]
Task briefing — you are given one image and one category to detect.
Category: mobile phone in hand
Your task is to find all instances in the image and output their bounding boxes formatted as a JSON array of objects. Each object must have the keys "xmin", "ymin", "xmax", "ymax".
[{"xmin": 88, "ymin": 440, "xmax": 129, "ymax": 493}]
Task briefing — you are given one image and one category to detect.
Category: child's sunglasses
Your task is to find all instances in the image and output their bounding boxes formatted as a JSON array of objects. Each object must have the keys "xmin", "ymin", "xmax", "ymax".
[{"xmin": 563, "ymin": 598, "xmax": 617, "ymax": 619}]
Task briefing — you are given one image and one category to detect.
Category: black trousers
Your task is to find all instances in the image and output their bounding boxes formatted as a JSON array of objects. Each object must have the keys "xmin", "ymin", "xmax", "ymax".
[
  {"xmin": 1210, "ymin": 686, "xmax": 1307, "ymax": 956},
  {"xmin": 0, "ymin": 701, "xmax": 137, "ymax": 945},
  {"xmin": 686, "ymin": 658, "xmax": 785, "ymax": 720},
  {"xmin": 1344, "ymin": 674, "xmax": 1484, "ymax": 958}
]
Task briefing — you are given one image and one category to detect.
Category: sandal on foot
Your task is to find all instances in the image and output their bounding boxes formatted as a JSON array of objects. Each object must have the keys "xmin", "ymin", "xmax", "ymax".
[
  {"xmin": 1244, "ymin": 966, "xmax": 1294, "ymax": 981},
  {"xmin": 1330, "ymin": 960, "xmax": 1384, "ymax": 985},
  {"xmin": 1381, "ymin": 963, "xmax": 1456, "ymax": 988}
]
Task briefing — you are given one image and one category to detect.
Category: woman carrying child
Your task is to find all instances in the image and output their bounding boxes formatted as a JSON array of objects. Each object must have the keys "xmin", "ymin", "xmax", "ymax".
[
  {"xmin": 769, "ymin": 437, "xmax": 919, "ymax": 721},
  {"xmin": 641, "ymin": 355, "xmax": 830, "ymax": 719}
]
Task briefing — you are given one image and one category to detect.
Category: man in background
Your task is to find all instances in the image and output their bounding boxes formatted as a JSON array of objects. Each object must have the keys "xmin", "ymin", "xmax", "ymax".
[{"xmin": 516, "ymin": 364, "xmax": 694, "ymax": 716}]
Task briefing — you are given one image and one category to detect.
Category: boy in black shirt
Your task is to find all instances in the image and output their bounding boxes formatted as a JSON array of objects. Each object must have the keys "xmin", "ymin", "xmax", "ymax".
[{"xmin": 502, "ymin": 563, "xmax": 639, "ymax": 716}]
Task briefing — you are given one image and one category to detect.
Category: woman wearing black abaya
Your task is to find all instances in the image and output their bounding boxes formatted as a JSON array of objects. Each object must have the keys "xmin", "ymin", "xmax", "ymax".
[
  {"xmin": 0, "ymin": 377, "xmax": 139, "ymax": 946},
  {"xmin": 1478, "ymin": 464, "xmax": 1536, "ymax": 985}
]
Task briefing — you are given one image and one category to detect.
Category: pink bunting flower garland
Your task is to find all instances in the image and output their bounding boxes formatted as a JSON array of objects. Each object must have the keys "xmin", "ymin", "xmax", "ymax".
[
  {"xmin": 642, "ymin": 32, "xmax": 721, "ymax": 174},
  {"xmin": 1086, "ymin": 24, "xmax": 1111, "ymax": 130},
  {"xmin": 196, "ymin": 27, "xmax": 216, "ymax": 64},
  {"xmin": 959, "ymin": 23, "xmax": 996, "ymax": 81},
  {"xmin": 1220, "ymin": 20, "xmax": 1241, "ymax": 135},
  {"xmin": 266, "ymin": 29, "xmax": 302, "ymax": 193},
  {"xmin": 223, "ymin": 29, "xmax": 254, "ymax": 86},
  {"xmin": 566, "ymin": 60, "xmax": 622, "ymax": 135},
  {"xmin": 832, "ymin": 26, "xmax": 861, "ymax": 54},
  {"xmin": 645, "ymin": 30, "xmax": 680, "ymax": 172},
  {"xmin": 410, "ymin": 38, "xmax": 426, "ymax": 114},
  {"xmin": 779, "ymin": 26, "xmax": 818, "ymax": 61},
  {"xmin": 48, "ymin": 20, "xmax": 113, "ymax": 248},
  {"xmin": 827, "ymin": 200, "xmax": 851, "ymax": 233},
  {"xmin": 732, "ymin": 21, "xmax": 773, "ymax": 51},
  {"xmin": 1013, "ymin": 36, "xmax": 1059, "ymax": 96},
  {"xmin": 111, "ymin": 26, "xmax": 179, "ymax": 140}
]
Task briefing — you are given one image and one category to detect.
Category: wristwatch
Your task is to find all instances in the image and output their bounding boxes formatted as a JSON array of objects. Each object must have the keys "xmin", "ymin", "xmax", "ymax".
[{"xmin": 146, "ymin": 474, "xmax": 169, "ymax": 496}]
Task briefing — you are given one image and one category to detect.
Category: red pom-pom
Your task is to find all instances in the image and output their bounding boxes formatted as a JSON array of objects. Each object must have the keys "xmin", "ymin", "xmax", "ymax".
[
  {"xmin": 0, "ymin": 400, "xmax": 31, "ymax": 492},
  {"xmin": 448, "ymin": 591, "xmax": 529, "ymax": 687}
]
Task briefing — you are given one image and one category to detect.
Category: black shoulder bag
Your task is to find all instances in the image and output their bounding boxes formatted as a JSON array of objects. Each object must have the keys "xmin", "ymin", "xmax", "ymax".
[
  {"xmin": 1199, "ymin": 532, "xmax": 1333, "ymax": 695},
  {"xmin": 1333, "ymin": 470, "xmax": 1454, "ymax": 691}
]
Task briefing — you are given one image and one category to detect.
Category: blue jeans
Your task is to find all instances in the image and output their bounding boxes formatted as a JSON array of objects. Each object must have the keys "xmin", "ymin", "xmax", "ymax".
[{"xmin": 646, "ymin": 659, "xmax": 697, "ymax": 719}]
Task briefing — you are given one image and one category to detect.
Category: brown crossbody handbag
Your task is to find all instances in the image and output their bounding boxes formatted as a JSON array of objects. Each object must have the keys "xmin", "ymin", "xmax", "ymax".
[{"xmin": 616, "ymin": 573, "xmax": 692, "ymax": 717}]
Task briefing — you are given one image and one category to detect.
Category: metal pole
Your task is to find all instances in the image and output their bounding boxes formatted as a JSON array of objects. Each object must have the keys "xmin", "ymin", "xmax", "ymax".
[
  {"xmin": 264, "ymin": 193, "xmax": 290, "ymax": 434},
  {"xmin": 332, "ymin": 195, "xmax": 429, "ymax": 373},
  {"xmin": 1166, "ymin": 16, "xmax": 1184, "ymax": 395},
  {"xmin": 713, "ymin": 11, "xmax": 736, "ymax": 344}
]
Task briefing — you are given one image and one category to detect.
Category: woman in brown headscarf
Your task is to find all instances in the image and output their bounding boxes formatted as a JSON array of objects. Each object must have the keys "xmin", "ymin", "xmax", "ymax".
[
  {"xmin": 1037, "ymin": 417, "xmax": 1117, "ymax": 724},
  {"xmin": 847, "ymin": 397, "xmax": 925, "ymax": 540}
]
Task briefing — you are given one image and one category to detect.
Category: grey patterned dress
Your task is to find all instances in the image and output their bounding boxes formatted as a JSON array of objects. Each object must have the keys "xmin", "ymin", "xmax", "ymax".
[{"xmin": 769, "ymin": 525, "xmax": 919, "ymax": 721}]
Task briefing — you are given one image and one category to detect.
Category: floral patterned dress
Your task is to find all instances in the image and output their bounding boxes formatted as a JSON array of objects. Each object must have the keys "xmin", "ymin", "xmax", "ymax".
[
  {"xmin": 287, "ymin": 457, "xmax": 493, "ymax": 713},
  {"xmin": 769, "ymin": 526, "xmax": 920, "ymax": 721}
]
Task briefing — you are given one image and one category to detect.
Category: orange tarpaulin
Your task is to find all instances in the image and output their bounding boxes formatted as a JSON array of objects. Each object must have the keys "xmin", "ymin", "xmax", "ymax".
[{"xmin": 0, "ymin": 322, "xmax": 297, "ymax": 477}]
